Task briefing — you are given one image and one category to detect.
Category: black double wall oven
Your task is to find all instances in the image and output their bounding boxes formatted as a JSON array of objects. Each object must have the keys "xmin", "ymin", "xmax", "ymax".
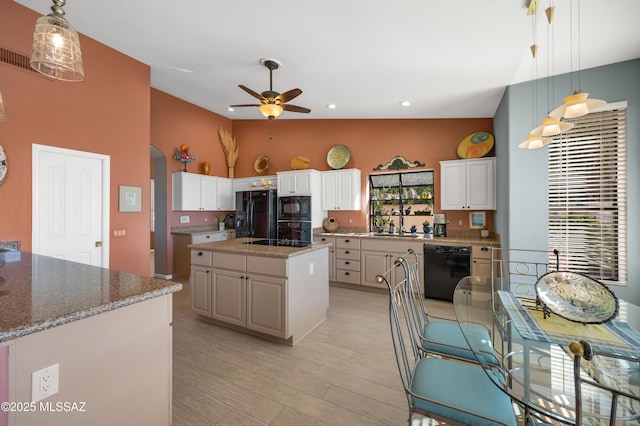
[{"xmin": 277, "ymin": 196, "xmax": 312, "ymax": 242}]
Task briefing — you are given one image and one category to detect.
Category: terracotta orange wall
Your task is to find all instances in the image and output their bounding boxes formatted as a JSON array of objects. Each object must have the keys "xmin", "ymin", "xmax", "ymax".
[
  {"xmin": 0, "ymin": 0, "xmax": 151, "ymax": 275},
  {"xmin": 150, "ymin": 89, "xmax": 234, "ymax": 275},
  {"xmin": 231, "ymin": 118, "xmax": 495, "ymax": 231}
]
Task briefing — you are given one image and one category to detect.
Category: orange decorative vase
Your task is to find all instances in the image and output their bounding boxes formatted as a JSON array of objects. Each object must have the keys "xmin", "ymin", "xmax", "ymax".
[{"xmin": 201, "ymin": 162, "xmax": 211, "ymax": 175}]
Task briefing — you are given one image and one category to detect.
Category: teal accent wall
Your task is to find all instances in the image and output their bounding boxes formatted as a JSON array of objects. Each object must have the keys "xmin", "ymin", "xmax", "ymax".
[{"xmin": 493, "ymin": 59, "xmax": 640, "ymax": 304}]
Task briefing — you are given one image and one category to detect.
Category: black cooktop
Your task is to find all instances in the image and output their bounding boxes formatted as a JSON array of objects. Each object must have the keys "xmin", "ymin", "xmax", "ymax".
[{"xmin": 243, "ymin": 239, "xmax": 312, "ymax": 248}]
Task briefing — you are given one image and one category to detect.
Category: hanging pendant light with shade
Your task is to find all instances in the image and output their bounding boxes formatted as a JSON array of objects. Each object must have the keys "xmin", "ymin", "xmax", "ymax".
[
  {"xmin": 549, "ymin": 0, "xmax": 605, "ymax": 120},
  {"xmin": 30, "ymin": 0, "xmax": 84, "ymax": 82}
]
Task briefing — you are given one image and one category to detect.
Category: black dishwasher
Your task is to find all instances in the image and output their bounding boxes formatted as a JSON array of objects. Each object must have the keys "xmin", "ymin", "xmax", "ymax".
[{"xmin": 423, "ymin": 245, "xmax": 471, "ymax": 302}]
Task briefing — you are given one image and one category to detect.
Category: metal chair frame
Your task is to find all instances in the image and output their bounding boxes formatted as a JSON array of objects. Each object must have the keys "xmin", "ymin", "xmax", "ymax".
[{"xmin": 379, "ymin": 257, "xmax": 516, "ymax": 425}]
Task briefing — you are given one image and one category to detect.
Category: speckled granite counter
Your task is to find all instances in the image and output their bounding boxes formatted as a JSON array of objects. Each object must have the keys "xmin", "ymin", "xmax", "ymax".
[
  {"xmin": 0, "ymin": 251, "xmax": 182, "ymax": 343},
  {"xmin": 315, "ymin": 231, "xmax": 500, "ymax": 246},
  {"xmin": 189, "ymin": 237, "xmax": 331, "ymax": 258}
]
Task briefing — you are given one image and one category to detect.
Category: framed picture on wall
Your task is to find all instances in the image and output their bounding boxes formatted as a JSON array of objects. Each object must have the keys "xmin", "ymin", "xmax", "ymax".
[
  {"xmin": 469, "ymin": 211, "xmax": 486, "ymax": 229},
  {"xmin": 119, "ymin": 185, "xmax": 142, "ymax": 212}
]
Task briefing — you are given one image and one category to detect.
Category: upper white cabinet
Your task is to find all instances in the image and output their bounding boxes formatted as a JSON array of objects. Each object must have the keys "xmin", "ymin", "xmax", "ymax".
[
  {"xmin": 440, "ymin": 158, "xmax": 496, "ymax": 210},
  {"xmin": 172, "ymin": 172, "xmax": 233, "ymax": 211},
  {"xmin": 232, "ymin": 175, "xmax": 277, "ymax": 194},
  {"xmin": 277, "ymin": 170, "xmax": 320, "ymax": 196},
  {"xmin": 321, "ymin": 169, "xmax": 361, "ymax": 210}
]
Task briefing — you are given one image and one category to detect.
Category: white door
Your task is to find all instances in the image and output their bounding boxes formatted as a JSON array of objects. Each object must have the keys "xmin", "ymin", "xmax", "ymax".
[{"xmin": 32, "ymin": 144, "xmax": 110, "ymax": 267}]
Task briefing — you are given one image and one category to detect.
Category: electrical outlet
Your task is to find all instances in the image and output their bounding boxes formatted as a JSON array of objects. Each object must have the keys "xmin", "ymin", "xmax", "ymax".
[
  {"xmin": 180, "ymin": 215, "xmax": 190, "ymax": 224},
  {"xmin": 31, "ymin": 363, "xmax": 59, "ymax": 402},
  {"xmin": 458, "ymin": 220, "xmax": 463, "ymax": 226}
]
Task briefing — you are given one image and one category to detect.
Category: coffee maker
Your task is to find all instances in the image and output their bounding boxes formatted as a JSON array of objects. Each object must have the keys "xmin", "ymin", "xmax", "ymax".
[{"xmin": 433, "ymin": 213, "xmax": 447, "ymax": 237}]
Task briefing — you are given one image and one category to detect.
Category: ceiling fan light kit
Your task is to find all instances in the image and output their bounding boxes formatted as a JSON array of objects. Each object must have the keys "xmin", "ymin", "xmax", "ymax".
[{"xmin": 230, "ymin": 58, "xmax": 310, "ymax": 120}]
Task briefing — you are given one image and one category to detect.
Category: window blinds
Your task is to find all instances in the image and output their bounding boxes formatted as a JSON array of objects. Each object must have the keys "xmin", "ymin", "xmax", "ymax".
[{"xmin": 548, "ymin": 105, "xmax": 627, "ymax": 284}]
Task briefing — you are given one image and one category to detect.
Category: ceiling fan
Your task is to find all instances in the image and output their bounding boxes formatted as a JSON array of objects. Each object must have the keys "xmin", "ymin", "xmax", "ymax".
[{"xmin": 230, "ymin": 58, "xmax": 311, "ymax": 120}]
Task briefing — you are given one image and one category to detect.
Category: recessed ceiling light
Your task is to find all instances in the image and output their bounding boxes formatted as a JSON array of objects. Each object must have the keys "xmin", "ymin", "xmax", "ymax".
[
  {"xmin": 327, "ymin": 104, "xmax": 337, "ymax": 109},
  {"xmin": 400, "ymin": 101, "xmax": 411, "ymax": 107},
  {"xmin": 227, "ymin": 107, "xmax": 234, "ymax": 112}
]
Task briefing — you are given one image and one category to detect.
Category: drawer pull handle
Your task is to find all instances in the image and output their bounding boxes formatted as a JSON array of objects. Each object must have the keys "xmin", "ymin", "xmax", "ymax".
[
  {"xmin": 345, "ymin": 261, "xmax": 350, "ymax": 265},
  {"xmin": 345, "ymin": 239, "xmax": 350, "ymax": 243},
  {"xmin": 198, "ymin": 252, "xmax": 203, "ymax": 256},
  {"xmin": 345, "ymin": 250, "xmax": 350, "ymax": 254},
  {"xmin": 345, "ymin": 272, "xmax": 350, "ymax": 276},
  {"xmin": 481, "ymin": 247, "xmax": 489, "ymax": 251}
]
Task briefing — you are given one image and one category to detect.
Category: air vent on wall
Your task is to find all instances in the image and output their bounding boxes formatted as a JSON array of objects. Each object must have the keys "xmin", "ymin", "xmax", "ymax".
[{"xmin": 0, "ymin": 47, "xmax": 36, "ymax": 73}]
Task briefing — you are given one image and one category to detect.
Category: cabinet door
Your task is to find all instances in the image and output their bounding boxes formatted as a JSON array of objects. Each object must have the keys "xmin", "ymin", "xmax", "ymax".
[
  {"xmin": 314, "ymin": 236, "xmax": 335, "ymax": 281},
  {"xmin": 321, "ymin": 172, "xmax": 339, "ymax": 210},
  {"xmin": 466, "ymin": 159, "xmax": 495, "ymax": 210},
  {"xmin": 277, "ymin": 174, "xmax": 295, "ymax": 195},
  {"xmin": 361, "ymin": 251, "xmax": 392, "ymax": 288},
  {"xmin": 200, "ymin": 175, "xmax": 218, "ymax": 211},
  {"xmin": 440, "ymin": 161, "xmax": 467, "ymax": 210},
  {"xmin": 216, "ymin": 177, "xmax": 234, "ymax": 210},
  {"xmin": 190, "ymin": 266, "xmax": 211, "ymax": 316},
  {"xmin": 211, "ymin": 270, "xmax": 246, "ymax": 326},
  {"xmin": 246, "ymin": 274, "xmax": 287, "ymax": 338},
  {"xmin": 173, "ymin": 172, "xmax": 202, "ymax": 211},
  {"xmin": 293, "ymin": 172, "xmax": 312, "ymax": 195}
]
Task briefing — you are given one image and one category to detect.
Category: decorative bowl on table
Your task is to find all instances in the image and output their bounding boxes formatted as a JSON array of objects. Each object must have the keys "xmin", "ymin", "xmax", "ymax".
[{"xmin": 534, "ymin": 271, "xmax": 618, "ymax": 324}]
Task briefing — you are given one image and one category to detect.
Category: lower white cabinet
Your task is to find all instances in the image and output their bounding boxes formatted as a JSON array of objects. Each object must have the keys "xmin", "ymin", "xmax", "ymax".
[
  {"xmin": 314, "ymin": 235, "xmax": 336, "ymax": 282},
  {"xmin": 360, "ymin": 239, "xmax": 424, "ymax": 289},
  {"xmin": 246, "ymin": 274, "xmax": 287, "ymax": 336},
  {"xmin": 335, "ymin": 237, "xmax": 361, "ymax": 284},
  {"xmin": 471, "ymin": 245, "xmax": 494, "ymax": 277}
]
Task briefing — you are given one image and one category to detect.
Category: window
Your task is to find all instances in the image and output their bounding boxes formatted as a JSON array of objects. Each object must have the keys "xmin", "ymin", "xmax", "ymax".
[{"xmin": 548, "ymin": 102, "xmax": 627, "ymax": 284}]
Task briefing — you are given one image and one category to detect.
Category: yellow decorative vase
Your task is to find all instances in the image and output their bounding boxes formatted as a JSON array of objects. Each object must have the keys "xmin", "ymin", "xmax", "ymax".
[{"xmin": 201, "ymin": 162, "xmax": 211, "ymax": 175}]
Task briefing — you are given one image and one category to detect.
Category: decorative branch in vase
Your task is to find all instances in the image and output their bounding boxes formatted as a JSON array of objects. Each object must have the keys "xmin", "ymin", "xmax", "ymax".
[{"xmin": 218, "ymin": 128, "xmax": 239, "ymax": 178}]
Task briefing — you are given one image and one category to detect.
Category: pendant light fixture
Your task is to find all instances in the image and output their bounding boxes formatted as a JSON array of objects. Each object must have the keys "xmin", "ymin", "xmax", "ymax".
[
  {"xmin": 0, "ymin": 91, "xmax": 6, "ymax": 122},
  {"xmin": 30, "ymin": 0, "xmax": 84, "ymax": 82},
  {"xmin": 549, "ymin": 0, "xmax": 604, "ymax": 119},
  {"xmin": 520, "ymin": 3, "xmax": 551, "ymax": 150},
  {"xmin": 532, "ymin": 3, "xmax": 574, "ymax": 138}
]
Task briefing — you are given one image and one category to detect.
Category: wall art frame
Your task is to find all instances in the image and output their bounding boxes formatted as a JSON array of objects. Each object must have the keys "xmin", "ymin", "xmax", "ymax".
[{"xmin": 119, "ymin": 185, "xmax": 142, "ymax": 212}]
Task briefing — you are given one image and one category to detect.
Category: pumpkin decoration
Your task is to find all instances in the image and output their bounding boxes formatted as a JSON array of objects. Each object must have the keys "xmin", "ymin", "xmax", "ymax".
[{"xmin": 291, "ymin": 156, "xmax": 311, "ymax": 170}]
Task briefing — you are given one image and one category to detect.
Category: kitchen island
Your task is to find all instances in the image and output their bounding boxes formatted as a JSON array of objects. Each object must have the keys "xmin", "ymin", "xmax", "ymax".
[
  {"xmin": 0, "ymin": 251, "xmax": 182, "ymax": 426},
  {"xmin": 187, "ymin": 238, "xmax": 330, "ymax": 345}
]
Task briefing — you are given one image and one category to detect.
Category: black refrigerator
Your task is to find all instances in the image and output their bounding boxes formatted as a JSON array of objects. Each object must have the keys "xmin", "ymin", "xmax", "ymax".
[{"xmin": 235, "ymin": 189, "xmax": 277, "ymax": 239}]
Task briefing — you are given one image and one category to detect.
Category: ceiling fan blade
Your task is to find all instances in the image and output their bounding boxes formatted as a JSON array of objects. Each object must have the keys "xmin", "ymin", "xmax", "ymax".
[
  {"xmin": 238, "ymin": 85, "xmax": 266, "ymax": 101},
  {"xmin": 283, "ymin": 104, "xmax": 311, "ymax": 114},
  {"xmin": 229, "ymin": 104, "xmax": 261, "ymax": 107},
  {"xmin": 277, "ymin": 88, "xmax": 302, "ymax": 103}
]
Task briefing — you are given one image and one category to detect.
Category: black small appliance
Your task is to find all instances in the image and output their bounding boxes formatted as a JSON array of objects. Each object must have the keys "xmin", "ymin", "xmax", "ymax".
[
  {"xmin": 277, "ymin": 196, "xmax": 312, "ymax": 221},
  {"xmin": 433, "ymin": 213, "xmax": 447, "ymax": 237}
]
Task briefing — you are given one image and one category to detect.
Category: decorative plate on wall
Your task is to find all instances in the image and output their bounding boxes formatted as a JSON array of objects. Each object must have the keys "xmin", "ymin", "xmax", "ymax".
[
  {"xmin": 327, "ymin": 145, "xmax": 351, "ymax": 169},
  {"xmin": 457, "ymin": 132, "xmax": 494, "ymax": 159},
  {"xmin": 254, "ymin": 155, "xmax": 270, "ymax": 174}
]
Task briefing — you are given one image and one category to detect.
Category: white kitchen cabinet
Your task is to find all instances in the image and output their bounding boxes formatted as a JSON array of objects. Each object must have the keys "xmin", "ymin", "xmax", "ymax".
[
  {"xmin": 471, "ymin": 245, "xmax": 495, "ymax": 277},
  {"xmin": 190, "ymin": 249, "xmax": 214, "ymax": 316},
  {"xmin": 172, "ymin": 172, "xmax": 233, "ymax": 211},
  {"xmin": 246, "ymin": 274, "xmax": 287, "ymax": 337},
  {"xmin": 321, "ymin": 169, "xmax": 361, "ymax": 211},
  {"xmin": 232, "ymin": 175, "xmax": 277, "ymax": 194},
  {"xmin": 173, "ymin": 230, "xmax": 229, "ymax": 279},
  {"xmin": 360, "ymin": 239, "xmax": 424, "ymax": 289},
  {"xmin": 440, "ymin": 158, "xmax": 496, "ymax": 210},
  {"xmin": 314, "ymin": 235, "xmax": 336, "ymax": 282},
  {"xmin": 211, "ymin": 268, "xmax": 246, "ymax": 326},
  {"xmin": 335, "ymin": 237, "xmax": 361, "ymax": 285},
  {"xmin": 277, "ymin": 169, "xmax": 320, "ymax": 196}
]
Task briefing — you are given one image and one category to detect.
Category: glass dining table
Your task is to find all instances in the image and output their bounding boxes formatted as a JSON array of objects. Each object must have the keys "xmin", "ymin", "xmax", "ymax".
[{"xmin": 453, "ymin": 276, "xmax": 640, "ymax": 425}]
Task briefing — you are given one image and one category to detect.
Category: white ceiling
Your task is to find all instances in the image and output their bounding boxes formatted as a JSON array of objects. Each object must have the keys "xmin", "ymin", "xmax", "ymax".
[{"xmin": 16, "ymin": 0, "xmax": 640, "ymax": 120}]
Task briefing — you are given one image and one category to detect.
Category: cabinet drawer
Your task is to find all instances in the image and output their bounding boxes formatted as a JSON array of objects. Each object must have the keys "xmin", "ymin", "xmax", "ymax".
[
  {"xmin": 335, "ymin": 269, "xmax": 361, "ymax": 285},
  {"xmin": 247, "ymin": 256, "xmax": 286, "ymax": 277},
  {"xmin": 336, "ymin": 258, "xmax": 360, "ymax": 271},
  {"xmin": 314, "ymin": 236, "xmax": 335, "ymax": 246},
  {"xmin": 212, "ymin": 252, "xmax": 246, "ymax": 270},
  {"xmin": 336, "ymin": 237, "xmax": 361, "ymax": 249},
  {"xmin": 336, "ymin": 248, "xmax": 359, "ymax": 260},
  {"xmin": 472, "ymin": 245, "xmax": 493, "ymax": 260},
  {"xmin": 191, "ymin": 249, "xmax": 213, "ymax": 267},
  {"xmin": 192, "ymin": 232, "xmax": 227, "ymax": 244}
]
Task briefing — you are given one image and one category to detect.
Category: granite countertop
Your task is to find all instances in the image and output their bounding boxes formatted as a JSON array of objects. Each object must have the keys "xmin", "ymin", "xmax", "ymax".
[
  {"xmin": 0, "ymin": 252, "xmax": 183, "ymax": 343},
  {"xmin": 315, "ymin": 231, "xmax": 501, "ymax": 246},
  {"xmin": 189, "ymin": 238, "xmax": 331, "ymax": 258},
  {"xmin": 171, "ymin": 225, "xmax": 234, "ymax": 235}
]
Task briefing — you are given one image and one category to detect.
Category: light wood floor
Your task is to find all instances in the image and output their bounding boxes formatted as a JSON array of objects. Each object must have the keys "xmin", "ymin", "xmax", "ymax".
[{"xmin": 171, "ymin": 280, "xmax": 455, "ymax": 426}]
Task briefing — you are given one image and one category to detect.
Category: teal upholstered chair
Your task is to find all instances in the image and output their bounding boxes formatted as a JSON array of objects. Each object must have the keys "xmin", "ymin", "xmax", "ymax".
[
  {"xmin": 396, "ymin": 250, "xmax": 494, "ymax": 363},
  {"xmin": 378, "ymin": 260, "xmax": 517, "ymax": 426}
]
